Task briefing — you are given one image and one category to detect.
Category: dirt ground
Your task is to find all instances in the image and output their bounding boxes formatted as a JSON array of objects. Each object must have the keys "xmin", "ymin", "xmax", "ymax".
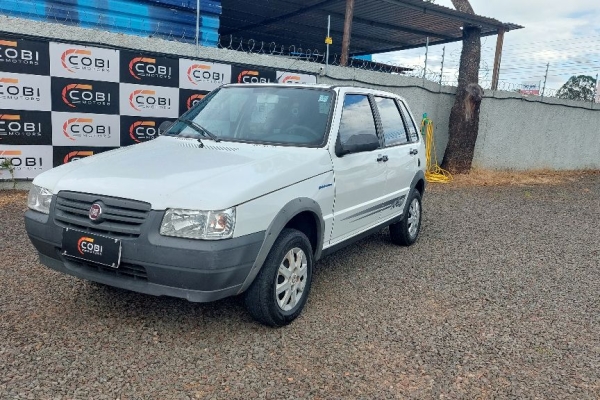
[{"xmin": 1, "ymin": 172, "xmax": 599, "ymax": 399}]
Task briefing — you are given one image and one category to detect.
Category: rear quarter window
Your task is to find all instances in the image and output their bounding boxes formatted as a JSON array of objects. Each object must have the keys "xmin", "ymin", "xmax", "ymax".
[
  {"xmin": 374, "ymin": 96, "xmax": 409, "ymax": 146},
  {"xmin": 397, "ymin": 100, "xmax": 419, "ymax": 142}
]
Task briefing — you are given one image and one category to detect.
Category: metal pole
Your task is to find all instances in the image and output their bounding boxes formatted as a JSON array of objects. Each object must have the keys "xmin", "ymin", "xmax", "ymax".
[
  {"xmin": 423, "ymin": 37, "xmax": 429, "ymax": 80},
  {"xmin": 195, "ymin": 0, "xmax": 200, "ymax": 47},
  {"xmin": 340, "ymin": 0, "xmax": 355, "ymax": 67},
  {"xmin": 541, "ymin": 63, "xmax": 549, "ymax": 99},
  {"xmin": 491, "ymin": 28, "xmax": 505, "ymax": 91},
  {"xmin": 326, "ymin": 15, "xmax": 331, "ymax": 72},
  {"xmin": 439, "ymin": 46, "xmax": 445, "ymax": 85}
]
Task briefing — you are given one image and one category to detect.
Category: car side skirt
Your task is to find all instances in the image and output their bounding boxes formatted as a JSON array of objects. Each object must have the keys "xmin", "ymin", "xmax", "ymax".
[{"xmin": 320, "ymin": 213, "xmax": 404, "ymax": 258}]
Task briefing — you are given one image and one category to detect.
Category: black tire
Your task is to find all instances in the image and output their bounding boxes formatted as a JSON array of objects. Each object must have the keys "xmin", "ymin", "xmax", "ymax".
[
  {"xmin": 244, "ymin": 228, "xmax": 314, "ymax": 327},
  {"xmin": 389, "ymin": 190, "xmax": 422, "ymax": 246}
]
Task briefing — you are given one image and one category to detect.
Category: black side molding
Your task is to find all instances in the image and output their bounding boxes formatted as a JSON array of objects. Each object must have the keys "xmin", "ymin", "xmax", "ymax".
[{"xmin": 320, "ymin": 214, "xmax": 403, "ymax": 259}]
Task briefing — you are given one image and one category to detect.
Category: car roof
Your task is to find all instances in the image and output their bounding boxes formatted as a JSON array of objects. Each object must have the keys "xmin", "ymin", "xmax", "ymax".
[
  {"xmin": 222, "ymin": 83, "xmax": 334, "ymax": 89},
  {"xmin": 221, "ymin": 83, "xmax": 403, "ymax": 97}
]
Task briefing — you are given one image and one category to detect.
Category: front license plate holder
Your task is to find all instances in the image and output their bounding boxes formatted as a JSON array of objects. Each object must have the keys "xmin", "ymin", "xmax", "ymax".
[{"xmin": 61, "ymin": 228, "xmax": 122, "ymax": 268}]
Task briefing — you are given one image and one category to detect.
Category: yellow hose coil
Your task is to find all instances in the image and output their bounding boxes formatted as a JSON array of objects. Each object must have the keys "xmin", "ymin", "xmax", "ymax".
[{"xmin": 421, "ymin": 114, "xmax": 452, "ymax": 183}]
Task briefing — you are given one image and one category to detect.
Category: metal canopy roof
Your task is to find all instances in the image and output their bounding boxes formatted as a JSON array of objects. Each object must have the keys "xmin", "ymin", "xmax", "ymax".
[{"xmin": 219, "ymin": 0, "xmax": 522, "ymax": 57}]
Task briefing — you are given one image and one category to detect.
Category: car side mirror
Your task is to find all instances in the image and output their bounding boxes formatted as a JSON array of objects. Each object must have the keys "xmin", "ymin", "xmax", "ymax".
[
  {"xmin": 158, "ymin": 121, "xmax": 174, "ymax": 135},
  {"xmin": 336, "ymin": 133, "xmax": 380, "ymax": 157}
]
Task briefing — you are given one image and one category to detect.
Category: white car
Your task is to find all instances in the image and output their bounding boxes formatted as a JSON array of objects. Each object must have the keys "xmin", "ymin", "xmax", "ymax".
[{"xmin": 25, "ymin": 83, "xmax": 425, "ymax": 326}]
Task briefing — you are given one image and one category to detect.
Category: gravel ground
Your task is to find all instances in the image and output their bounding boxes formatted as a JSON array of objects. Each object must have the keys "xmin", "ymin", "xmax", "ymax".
[{"xmin": 1, "ymin": 175, "xmax": 599, "ymax": 399}]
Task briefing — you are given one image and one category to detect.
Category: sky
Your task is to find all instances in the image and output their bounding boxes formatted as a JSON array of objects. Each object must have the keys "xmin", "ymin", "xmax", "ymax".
[{"xmin": 374, "ymin": 0, "xmax": 600, "ymax": 93}]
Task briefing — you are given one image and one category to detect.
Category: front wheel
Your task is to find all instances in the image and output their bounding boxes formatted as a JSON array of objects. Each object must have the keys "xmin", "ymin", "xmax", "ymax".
[
  {"xmin": 389, "ymin": 190, "xmax": 422, "ymax": 246},
  {"xmin": 244, "ymin": 228, "xmax": 314, "ymax": 327}
]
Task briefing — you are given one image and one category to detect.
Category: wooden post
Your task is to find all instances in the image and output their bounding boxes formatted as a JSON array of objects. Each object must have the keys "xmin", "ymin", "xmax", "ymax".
[
  {"xmin": 340, "ymin": 0, "xmax": 355, "ymax": 66},
  {"xmin": 491, "ymin": 28, "xmax": 505, "ymax": 90}
]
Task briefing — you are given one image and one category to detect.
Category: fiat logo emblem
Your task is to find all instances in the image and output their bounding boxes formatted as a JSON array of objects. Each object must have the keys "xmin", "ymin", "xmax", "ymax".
[{"xmin": 89, "ymin": 203, "xmax": 102, "ymax": 221}]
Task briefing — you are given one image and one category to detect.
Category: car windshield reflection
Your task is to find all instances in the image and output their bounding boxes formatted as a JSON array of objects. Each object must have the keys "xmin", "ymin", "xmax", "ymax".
[{"xmin": 165, "ymin": 86, "xmax": 334, "ymax": 147}]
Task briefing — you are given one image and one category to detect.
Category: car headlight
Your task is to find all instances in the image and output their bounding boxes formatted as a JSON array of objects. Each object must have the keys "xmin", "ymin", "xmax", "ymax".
[
  {"xmin": 160, "ymin": 208, "xmax": 236, "ymax": 240},
  {"xmin": 27, "ymin": 185, "xmax": 53, "ymax": 214}
]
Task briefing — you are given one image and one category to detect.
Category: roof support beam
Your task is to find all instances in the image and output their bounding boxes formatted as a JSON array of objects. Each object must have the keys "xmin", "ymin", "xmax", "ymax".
[
  {"xmin": 491, "ymin": 28, "xmax": 505, "ymax": 90},
  {"xmin": 340, "ymin": 0, "xmax": 355, "ymax": 66}
]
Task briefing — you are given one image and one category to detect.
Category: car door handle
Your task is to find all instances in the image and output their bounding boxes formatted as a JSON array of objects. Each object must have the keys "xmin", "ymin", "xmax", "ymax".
[
  {"xmin": 377, "ymin": 154, "xmax": 389, "ymax": 162},
  {"xmin": 409, "ymin": 149, "xmax": 418, "ymax": 155}
]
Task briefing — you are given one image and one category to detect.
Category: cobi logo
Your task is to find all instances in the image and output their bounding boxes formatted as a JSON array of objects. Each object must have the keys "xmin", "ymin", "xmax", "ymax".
[
  {"xmin": 129, "ymin": 121, "xmax": 158, "ymax": 143},
  {"xmin": 129, "ymin": 89, "xmax": 171, "ymax": 111},
  {"xmin": 282, "ymin": 75, "xmax": 301, "ymax": 84},
  {"xmin": 62, "ymin": 118, "xmax": 111, "ymax": 141},
  {"xmin": 63, "ymin": 150, "xmax": 94, "ymax": 164},
  {"xmin": 61, "ymin": 84, "xmax": 111, "ymax": 108},
  {"xmin": 0, "ymin": 77, "xmax": 41, "ymax": 101},
  {"xmin": 77, "ymin": 236, "xmax": 103, "ymax": 256},
  {"xmin": 187, "ymin": 64, "xmax": 224, "ymax": 85},
  {"xmin": 186, "ymin": 93, "xmax": 205, "ymax": 110},
  {"xmin": 238, "ymin": 70, "xmax": 271, "ymax": 84},
  {"xmin": 0, "ymin": 114, "xmax": 42, "ymax": 137},
  {"xmin": 129, "ymin": 57, "xmax": 172, "ymax": 80},
  {"xmin": 0, "ymin": 149, "xmax": 43, "ymax": 169},
  {"xmin": 0, "ymin": 40, "xmax": 39, "ymax": 66},
  {"xmin": 61, "ymin": 48, "xmax": 110, "ymax": 73}
]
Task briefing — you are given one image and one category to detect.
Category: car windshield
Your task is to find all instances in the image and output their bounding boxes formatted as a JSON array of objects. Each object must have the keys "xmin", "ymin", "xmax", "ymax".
[{"xmin": 165, "ymin": 86, "xmax": 334, "ymax": 146}]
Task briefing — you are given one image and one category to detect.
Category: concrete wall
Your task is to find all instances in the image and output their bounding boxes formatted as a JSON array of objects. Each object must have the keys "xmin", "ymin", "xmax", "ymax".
[
  {"xmin": 1, "ymin": 15, "xmax": 599, "ymax": 171},
  {"xmin": 475, "ymin": 92, "xmax": 600, "ymax": 170}
]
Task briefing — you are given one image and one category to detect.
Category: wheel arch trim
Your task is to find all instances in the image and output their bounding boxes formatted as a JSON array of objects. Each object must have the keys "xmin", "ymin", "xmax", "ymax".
[
  {"xmin": 404, "ymin": 170, "xmax": 425, "ymax": 217},
  {"xmin": 238, "ymin": 197, "xmax": 324, "ymax": 294}
]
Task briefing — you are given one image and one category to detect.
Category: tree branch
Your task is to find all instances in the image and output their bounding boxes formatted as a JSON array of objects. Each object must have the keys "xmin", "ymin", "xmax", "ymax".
[{"xmin": 450, "ymin": 0, "xmax": 474, "ymax": 14}]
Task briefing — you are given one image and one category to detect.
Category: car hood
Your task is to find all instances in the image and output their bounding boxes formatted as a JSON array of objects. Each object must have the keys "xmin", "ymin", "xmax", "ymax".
[{"xmin": 34, "ymin": 137, "xmax": 333, "ymax": 210}]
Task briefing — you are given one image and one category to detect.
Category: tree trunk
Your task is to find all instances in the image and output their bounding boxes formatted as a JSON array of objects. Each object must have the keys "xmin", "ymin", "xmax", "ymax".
[
  {"xmin": 441, "ymin": 0, "xmax": 483, "ymax": 174},
  {"xmin": 450, "ymin": 0, "xmax": 474, "ymax": 14},
  {"xmin": 441, "ymin": 26, "xmax": 482, "ymax": 173}
]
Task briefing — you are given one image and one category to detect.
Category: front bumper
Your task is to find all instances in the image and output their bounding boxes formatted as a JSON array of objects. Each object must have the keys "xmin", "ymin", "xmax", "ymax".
[{"xmin": 24, "ymin": 207, "xmax": 265, "ymax": 303}]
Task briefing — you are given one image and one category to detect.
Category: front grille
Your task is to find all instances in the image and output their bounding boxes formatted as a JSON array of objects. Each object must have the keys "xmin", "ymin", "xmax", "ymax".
[
  {"xmin": 54, "ymin": 191, "xmax": 151, "ymax": 238},
  {"xmin": 64, "ymin": 255, "xmax": 148, "ymax": 281}
]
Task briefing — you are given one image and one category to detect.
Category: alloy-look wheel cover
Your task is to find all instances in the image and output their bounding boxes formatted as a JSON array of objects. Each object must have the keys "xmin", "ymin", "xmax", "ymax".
[
  {"xmin": 407, "ymin": 198, "xmax": 421, "ymax": 238},
  {"xmin": 275, "ymin": 247, "xmax": 308, "ymax": 311}
]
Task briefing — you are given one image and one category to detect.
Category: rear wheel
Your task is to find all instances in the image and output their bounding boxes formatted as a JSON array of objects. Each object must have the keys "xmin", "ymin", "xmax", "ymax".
[
  {"xmin": 244, "ymin": 228, "xmax": 313, "ymax": 327},
  {"xmin": 389, "ymin": 190, "xmax": 422, "ymax": 246}
]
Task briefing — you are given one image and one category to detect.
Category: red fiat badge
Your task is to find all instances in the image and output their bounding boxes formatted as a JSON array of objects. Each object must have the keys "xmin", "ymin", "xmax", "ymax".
[{"xmin": 89, "ymin": 203, "xmax": 102, "ymax": 221}]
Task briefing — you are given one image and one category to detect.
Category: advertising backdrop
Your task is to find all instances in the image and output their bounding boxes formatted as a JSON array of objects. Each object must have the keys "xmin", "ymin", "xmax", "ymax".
[{"xmin": 0, "ymin": 35, "xmax": 317, "ymax": 178}]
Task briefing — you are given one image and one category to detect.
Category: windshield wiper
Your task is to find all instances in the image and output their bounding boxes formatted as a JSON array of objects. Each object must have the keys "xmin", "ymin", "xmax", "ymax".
[{"xmin": 178, "ymin": 118, "xmax": 221, "ymax": 142}]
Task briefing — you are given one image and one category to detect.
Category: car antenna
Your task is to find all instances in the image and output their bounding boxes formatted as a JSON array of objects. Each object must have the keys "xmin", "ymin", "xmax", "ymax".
[{"xmin": 275, "ymin": 55, "xmax": 303, "ymax": 82}]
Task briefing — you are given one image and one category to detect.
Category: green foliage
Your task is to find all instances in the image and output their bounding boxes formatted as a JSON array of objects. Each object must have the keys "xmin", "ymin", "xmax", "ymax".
[
  {"xmin": 0, "ymin": 158, "xmax": 16, "ymax": 189},
  {"xmin": 556, "ymin": 75, "xmax": 597, "ymax": 102}
]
